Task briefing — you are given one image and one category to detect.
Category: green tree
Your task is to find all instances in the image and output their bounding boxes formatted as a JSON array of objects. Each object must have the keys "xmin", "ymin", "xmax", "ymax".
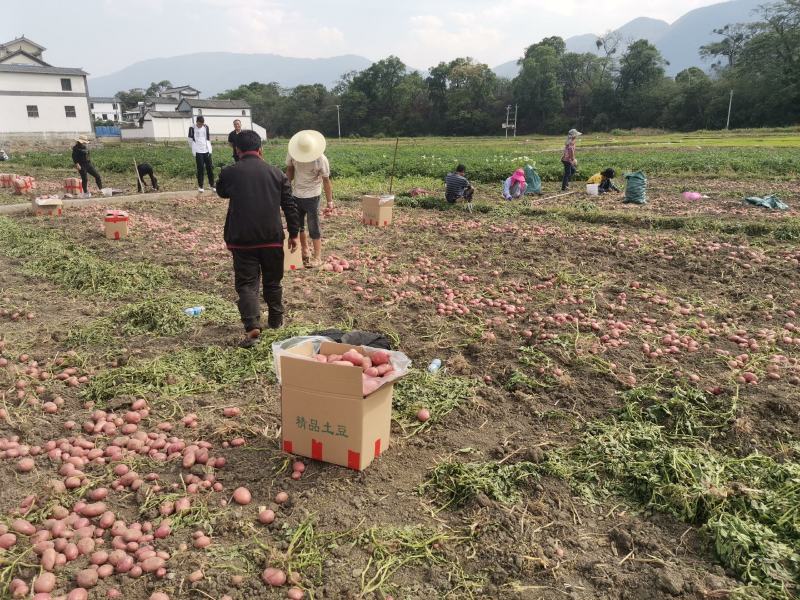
[
  {"xmin": 115, "ymin": 89, "xmax": 145, "ymax": 112},
  {"xmin": 700, "ymin": 24, "xmax": 750, "ymax": 69},
  {"xmin": 513, "ymin": 41, "xmax": 564, "ymax": 132},
  {"xmin": 145, "ymin": 80, "xmax": 172, "ymax": 96},
  {"xmin": 616, "ymin": 40, "xmax": 672, "ymax": 127},
  {"xmin": 425, "ymin": 58, "xmax": 500, "ymax": 135}
]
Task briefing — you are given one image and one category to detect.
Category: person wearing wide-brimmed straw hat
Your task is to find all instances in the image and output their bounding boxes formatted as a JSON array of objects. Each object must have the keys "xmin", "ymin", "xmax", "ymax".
[
  {"xmin": 71, "ymin": 136, "xmax": 103, "ymax": 196},
  {"xmin": 285, "ymin": 130, "xmax": 333, "ymax": 268}
]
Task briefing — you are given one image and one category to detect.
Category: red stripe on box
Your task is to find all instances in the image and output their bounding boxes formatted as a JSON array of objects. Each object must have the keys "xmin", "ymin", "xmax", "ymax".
[
  {"xmin": 311, "ymin": 439, "xmax": 322, "ymax": 460},
  {"xmin": 290, "ymin": 265, "xmax": 296, "ymax": 270},
  {"xmin": 114, "ymin": 231, "xmax": 120, "ymax": 240},
  {"xmin": 374, "ymin": 438, "xmax": 382, "ymax": 457},
  {"xmin": 348, "ymin": 450, "xmax": 360, "ymax": 470},
  {"xmin": 383, "ymin": 220, "xmax": 388, "ymax": 226},
  {"xmin": 282, "ymin": 440, "xmax": 293, "ymax": 453}
]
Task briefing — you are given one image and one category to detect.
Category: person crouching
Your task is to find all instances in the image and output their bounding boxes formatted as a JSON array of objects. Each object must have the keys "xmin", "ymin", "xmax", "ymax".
[
  {"xmin": 216, "ymin": 130, "xmax": 301, "ymax": 348},
  {"xmin": 503, "ymin": 169, "xmax": 527, "ymax": 200},
  {"xmin": 587, "ymin": 168, "xmax": 620, "ymax": 194}
]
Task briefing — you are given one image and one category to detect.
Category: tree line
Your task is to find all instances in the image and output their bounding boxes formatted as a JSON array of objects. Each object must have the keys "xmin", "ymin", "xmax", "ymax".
[{"xmin": 118, "ymin": 0, "xmax": 799, "ymax": 137}]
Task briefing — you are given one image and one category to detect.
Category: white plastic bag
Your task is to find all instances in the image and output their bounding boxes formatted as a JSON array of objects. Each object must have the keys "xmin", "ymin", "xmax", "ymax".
[{"xmin": 272, "ymin": 335, "xmax": 412, "ymax": 393}]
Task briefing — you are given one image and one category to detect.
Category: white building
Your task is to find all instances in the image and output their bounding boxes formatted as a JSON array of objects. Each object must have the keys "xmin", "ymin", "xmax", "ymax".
[
  {"xmin": 159, "ymin": 85, "xmax": 200, "ymax": 101},
  {"xmin": 0, "ymin": 36, "xmax": 92, "ymax": 139},
  {"xmin": 122, "ymin": 97, "xmax": 267, "ymax": 142},
  {"xmin": 89, "ymin": 97, "xmax": 122, "ymax": 122}
]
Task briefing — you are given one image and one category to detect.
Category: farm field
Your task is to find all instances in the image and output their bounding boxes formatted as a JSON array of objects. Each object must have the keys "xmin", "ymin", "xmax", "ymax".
[{"xmin": 0, "ymin": 130, "xmax": 799, "ymax": 600}]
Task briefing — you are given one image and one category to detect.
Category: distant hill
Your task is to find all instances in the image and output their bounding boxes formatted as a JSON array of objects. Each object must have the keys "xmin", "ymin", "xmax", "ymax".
[
  {"xmin": 493, "ymin": 0, "xmax": 762, "ymax": 79},
  {"xmin": 88, "ymin": 52, "xmax": 373, "ymax": 97}
]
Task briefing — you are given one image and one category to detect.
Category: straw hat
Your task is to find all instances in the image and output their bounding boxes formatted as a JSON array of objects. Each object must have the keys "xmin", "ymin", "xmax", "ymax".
[
  {"xmin": 288, "ymin": 130, "xmax": 326, "ymax": 163},
  {"xmin": 75, "ymin": 136, "xmax": 89, "ymax": 144}
]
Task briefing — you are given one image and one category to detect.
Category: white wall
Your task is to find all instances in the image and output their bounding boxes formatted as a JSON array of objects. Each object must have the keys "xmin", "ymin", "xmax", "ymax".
[
  {"xmin": 2, "ymin": 54, "xmax": 40, "ymax": 65},
  {"xmin": 91, "ymin": 101, "xmax": 121, "ymax": 121},
  {"xmin": 153, "ymin": 117, "xmax": 193, "ymax": 140},
  {"xmin": 0, "ymin": 94, "xmax": 91, "ymax": 134},
  {"xmin": 0, "ymin": 72, "xmax": 87, "ymax": 93}
]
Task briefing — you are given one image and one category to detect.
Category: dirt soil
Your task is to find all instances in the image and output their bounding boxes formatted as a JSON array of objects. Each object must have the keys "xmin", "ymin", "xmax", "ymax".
[{"xmin": 0, "ymin": 180, "xmax": 798, "ymax": 600}]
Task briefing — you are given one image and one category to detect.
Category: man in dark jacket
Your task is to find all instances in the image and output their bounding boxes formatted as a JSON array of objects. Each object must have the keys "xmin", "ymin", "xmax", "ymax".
[
  {"xmin": 72, "ymin": 137, "xmax": 103, "ymax": 195},
  {"xmin": 216, "ymin": 130, "xmax": 300, "ymax": 348}
]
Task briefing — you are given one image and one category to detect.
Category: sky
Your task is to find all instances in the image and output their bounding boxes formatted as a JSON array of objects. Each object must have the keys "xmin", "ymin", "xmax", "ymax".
[{"xmin": 4, "ymin": 0, "xmax": 725, "ymax": 77}]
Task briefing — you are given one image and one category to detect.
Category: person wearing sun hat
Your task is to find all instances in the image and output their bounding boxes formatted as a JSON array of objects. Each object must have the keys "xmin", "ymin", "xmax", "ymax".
[
  {"xmin": 561, "ymin": 128, "xmax": 582, "ymax": 191},
  {"xmin": 71, "ymin": 136, "xmax": 103, "ymax": 196},
  {"xmin": 285, "ymin": 130, "xmax": 333, "ymax": 268},
  {"xmin": 502, "ymin": 168, "xmax": 528, "ymax": 200}
]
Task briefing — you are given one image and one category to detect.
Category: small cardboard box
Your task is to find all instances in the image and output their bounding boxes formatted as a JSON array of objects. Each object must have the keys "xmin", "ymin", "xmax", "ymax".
[
  {"xmin": 64, "ymin": 177, "xmax": 83, "ymax": 194},
  {"xmin": 283, "ymin": 230, "xmax": 302, "ymax": 271},
  {"xmin": 31, "ymin": 196, "xmax": 63, "ymax": 216},
  {"xmin": 104, "ymin": 210, "xmax": 129, "ymax": 240},
  {"xmin": 361, "ymin": 195, "xmax": 394, "ymax": 227},
  {"xmin": 280, "ymin": 341, "xmax": 401, "ymax": 470}
]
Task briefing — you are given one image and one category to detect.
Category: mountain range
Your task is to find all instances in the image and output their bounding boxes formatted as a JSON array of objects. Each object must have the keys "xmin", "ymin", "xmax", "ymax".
[
  {"xmin": 493, "ymin": 0, "xmax": 763, "ymax": 78},
  {"xmin": 88, "ymin": 0, "xmax": 763, "ymax": 97}
]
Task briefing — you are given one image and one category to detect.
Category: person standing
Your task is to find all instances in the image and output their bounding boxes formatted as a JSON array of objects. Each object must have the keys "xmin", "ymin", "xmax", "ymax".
[
  {"xmin": 188, "ymin": 116, "xmax": 214, "ymax": 192},
  {"xmin": 285, "ymin": 130, "xmax": 333, "ymax": 268},
  {"xmin": 71, "ymin": 137, "xmax": 103, "ymax": 195},
  {"xmin": 445, "ymin": 164, "xmax": 475, "ymax": 204},
  {"xmin": 561, "ymin": 128, "xmax": 581, "ymax": 191},
  {"xmin": 228, "ymin": 119, "xmax": 242, "ymax": 163},
  {"xmin": 216, "ymin": 130, "xmax": 300, "ymax": 348}
]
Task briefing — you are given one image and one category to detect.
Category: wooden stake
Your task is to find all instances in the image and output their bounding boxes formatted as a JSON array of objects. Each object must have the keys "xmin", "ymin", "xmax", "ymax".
[
  {"xmin": 388, "ymin": 137, "xmax": 399, "ymax": 195},
  {"xmin": 529, "ymin": 190, "xmax": 577, "ymax": 207},
  {"xmin": 133, "ymin": 160, "xmax": 145, "ymax": 193}
]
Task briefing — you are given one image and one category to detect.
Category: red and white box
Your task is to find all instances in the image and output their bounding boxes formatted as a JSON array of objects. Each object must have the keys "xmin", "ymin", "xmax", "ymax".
[
  {"xmin": 64, "ymin": 177, "xmax": 83, "ymax": 194},
  {"xmin": 31, "ymin": 196, "xmax": 63, "ymax": 217},
  {"xmin": 12, "ymin": 176, "xmax": 35, "ymax": 195},
  {"xmin": 0, "ymin": 174, "xmax": 14, "ymax": 188},
  {"xmin": 104, "ymin": 210, "xmax": 129, "ymax": 240}
]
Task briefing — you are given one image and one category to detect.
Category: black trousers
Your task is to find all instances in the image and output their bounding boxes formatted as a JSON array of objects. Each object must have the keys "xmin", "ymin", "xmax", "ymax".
[
  {"xmin": 232, "ymin": 247, "xmax": 284, "ymax": 331},
  {"xmin": 136, "ymin": 164, "xmax": 158, "ymax": 192},
  {"xmin": 195, "ymin": 152, "xmax": 214, "ymax": 188},
  {"xmin": 79, "ymin": 162, "xmax": 102, "ymax": 192},
  {"xmin": 561, "ymin": 161, "xmax": 576, "ymax": 191}
]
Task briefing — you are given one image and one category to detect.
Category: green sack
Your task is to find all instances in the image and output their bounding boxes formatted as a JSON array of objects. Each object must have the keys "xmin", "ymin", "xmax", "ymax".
[
  {"xmin": 623, "ymin": 171, "xmax": 647, "ymax": 204},
  {"xmin": 744, "ymin": 195, "xmax": 789, "ymax": 210},
  {"xmin": 524, "ymin": 164, "xmax": 542, "ymax": 195}
]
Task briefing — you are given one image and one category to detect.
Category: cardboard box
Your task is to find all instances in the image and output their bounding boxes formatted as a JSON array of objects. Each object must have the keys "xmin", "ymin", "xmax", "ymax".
[
  {"xmin": 0, "ymin": 174, "xmax": 13, "ymax": 188},
  {"xmin": 361, "ymin": 195, "xmax": 394, "ymax": 227},
  {"xmin": 64, "ymin": 177, "xmax": 83, "ymax": 194},
  {"xmin": 13, "ymin": 176, "xmax": 35, "ymax": 195},
  {"xmin": 31, "ymin": 196, "xmax": 63, "ymax": 217},
  {"xmin": 104, "ymin": 210, "xmax": 129, "ymax": 240},
  {"xmin": 280, "ymin": 341, "xmax": 401, "ymax": 470},
  {"xmin": 283, "ymin": 230, "xmax": 302, "ymax": 271}
]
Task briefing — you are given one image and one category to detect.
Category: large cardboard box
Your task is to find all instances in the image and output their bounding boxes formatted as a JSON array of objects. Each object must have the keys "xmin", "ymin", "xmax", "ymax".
[
  {"xmin": 361, "ymin": 195, "xmax": 394, "ymax": 227},
  {"xmin": 31, "ymin": 196, "xmax": 63, "ymax": 217},
  {"xmin": 283, "ymin": 230, "xmax": 302, "ymax": 271},
  {"xmin": 280, "ymin": 341, "xmax": 399, "ymax": 470},
  {"xmin": 104, "ymin": 210, "xmax": 129, "ymax": 240}
]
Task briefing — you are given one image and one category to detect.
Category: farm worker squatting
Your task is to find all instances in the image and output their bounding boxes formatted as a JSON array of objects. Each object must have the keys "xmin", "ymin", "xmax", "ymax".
[
  {"xmin": 71, "ymin": 137, "xmax": 103, "ymax": 195},
  {"xmin": 216, "ymin": 130, "xmax": 300, "ymax": 349},
  {"xmin": 189, "ymin": 115, "xmax": 215, "ymax": 193},
  {"xmin": 444, "ymin": 164, "xmax": 475, "ymax": 204},
  {"xmin": 586, "ymin": 168, "xmax": 621, "ymax": 194},
  {"xmin": 561, "ymin": 128, "xmax": 581, "ymax": 191},
  {"xmin": 503, "ymin": 169, "xmax": 527, "ymax": 200},
  {"xmin": 285, "ymin": 130, "xmax": 334, "ymax": 269}
]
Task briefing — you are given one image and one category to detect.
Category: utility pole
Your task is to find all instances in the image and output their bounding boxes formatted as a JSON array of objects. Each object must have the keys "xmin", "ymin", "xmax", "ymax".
[
  {"xmin": 513, "ymin": 104, "xmax": 518, "ymax": 138},
  {"xmin": 725, "ymin": 90, "xmax": 733, "ymax": 130},
  {"xmin": 335, "ymin": 105, "xmax": 341, "ymax": 139},
  {"xmin": 505, "ymin": 105, "xmax": 511, "ymax": 139}
]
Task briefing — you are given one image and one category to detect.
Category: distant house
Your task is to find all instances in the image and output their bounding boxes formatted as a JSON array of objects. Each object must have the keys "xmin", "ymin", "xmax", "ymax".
[
  {"xmin": 122, "ymin": 95, "xmax": 266, "ymax": 142},
  {"xmin": 0, "ymin": 36, "xmax": 92, "ymax": 139},
  {"xmin": 159, "ymin": 85, "xmax": 200, "ymax": 101},
  {"xmin": 89, "ymin": 97, "xmax": 122, "ymax": 122}
]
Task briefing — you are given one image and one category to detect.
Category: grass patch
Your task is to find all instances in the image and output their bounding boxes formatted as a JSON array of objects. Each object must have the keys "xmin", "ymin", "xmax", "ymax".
[
  {"xmin": 358, "ymin": 525, "xmax": 474, "ymax": 597},
  {"xmin": 540, "ymin": 385, "xmax": 800, "ymax": 599},
  {"xmin": 65, "ymin": 291, "xmax": 238, "ymax": 346},
  {"xmin": 504, "ymin": 346, "xmax": 557, "ymax": 391},
  {"xmin": 423, "ymin": 460, "xmax": 539, "ymax": 510},
  {"xmin": 0, "ymin": 217, "xmax": 170, "ymax": 298},
  {"xmin": 82, "ymin": 324, "xmax": 313, "ymax": 405},
  {"xmin": 392, "ymin": 369, "xmax": 478, "ymax": 435}
]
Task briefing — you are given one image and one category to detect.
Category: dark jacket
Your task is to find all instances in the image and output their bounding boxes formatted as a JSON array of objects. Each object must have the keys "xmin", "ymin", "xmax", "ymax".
[
  {"xmin": 188, "ymin": 125, "xmax": 209, "ymax": 141},
  {"xmin": 216, "ymin": 155, "xmax": 300, "ymax": 247},
  {"xmin": 72, "ymin": 143, "xmax": 90, "ymax": 165}
]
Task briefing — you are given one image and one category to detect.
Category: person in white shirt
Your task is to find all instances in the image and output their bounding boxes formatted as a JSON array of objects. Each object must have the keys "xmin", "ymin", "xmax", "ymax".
[
  {"xmin": 188, "ymin": 116, "xmax": 215, "ymax": 192},
  {"xmin": 285, "ymin": 130, "xmax": 334, "ymax": 268}
]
